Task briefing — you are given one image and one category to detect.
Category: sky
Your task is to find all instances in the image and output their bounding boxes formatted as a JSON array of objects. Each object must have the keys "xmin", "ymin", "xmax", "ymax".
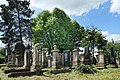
[{"xmin": 0, "ymin": 0, "xmax": 120, "ymax": 47}]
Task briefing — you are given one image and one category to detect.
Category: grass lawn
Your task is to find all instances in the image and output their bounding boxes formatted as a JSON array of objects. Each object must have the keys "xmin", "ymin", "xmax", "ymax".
[{"xmin": 0, "ymin": 67, "xmax": 120, "ymax": 80}]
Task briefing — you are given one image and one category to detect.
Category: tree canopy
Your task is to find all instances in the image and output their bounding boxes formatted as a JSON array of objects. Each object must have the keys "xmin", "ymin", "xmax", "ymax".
[
  {"xmin": 0, "ymin": 0, "xmax": 34, "ymax": 53},
  {"xmin": 32, "ymin": 8, "xmax": 85, "ymax": 52},
  {"xmin": 81, "ymin": 27, "xmax": 107, "ymax": 50}
]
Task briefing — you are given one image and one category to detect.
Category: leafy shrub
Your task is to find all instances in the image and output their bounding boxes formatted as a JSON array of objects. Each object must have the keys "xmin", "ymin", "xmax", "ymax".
[
  {"xmin": 0, "ymin": 56, "xmax": 5, "ymax": 64},
  {"xmin": 75, "ymin": 65, "xmax": 97, "ymax": 74}
]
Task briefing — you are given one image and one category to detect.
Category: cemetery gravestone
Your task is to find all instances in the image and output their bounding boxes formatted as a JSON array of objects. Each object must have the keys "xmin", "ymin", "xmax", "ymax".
[
  {"xmin": 23, "ymin": 46, "xmax": 31, "ymax": 69},
  {"xmin": 109, "ymin": 47, "xmax": 118, "ymax": 67},
  {"xmin": 72, "ymin": 48, "xmax": 79, "ymax": 67},
  {"xmin": 63, "ymin": 50, "xmax": 71, "ymax": 68},
  {"xmin": 42, "ymin": 48, "xmax": 48, "ymax": 68},
  {"xmin": 14, "ymin": 42, "xmax": 25, "ymax": 66},
  {"xmin": 80, "ymin": 54, "xmax": 84, "ymax": 65},
  {"xmin": 47, "ymin": 55, "xmax": 52, "ymax": 68},
  {"xmin": 39, "ymin": 50, "xmax": 42, "ymax": 67},
  {"xmin": 11, "ymin": 53, "xmax": 16, "ymax": 64},
  {"xmin": 84, "ymin": 46, "xmax": 91, "ymax": 65},
  {"xmin": 98, "ymin": 50, "xmax": 106, "ymax": 68},
  {"xmin": 51, "ymin": 45, "xmax": 60, "ymax": 68},
  {"xmin": 30, "ymin": 43, "xmax": 42, "ymax": 74}
]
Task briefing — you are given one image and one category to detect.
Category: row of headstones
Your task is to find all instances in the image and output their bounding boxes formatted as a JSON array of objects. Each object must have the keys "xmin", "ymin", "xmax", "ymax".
[
  {"xmin": 23, "ymin": 45, "xmax": 107, "ymax": 70},
  {"xmin": 25, "ymin": 44, "xmax": 106, "ymax": 69},
  {"xmin": 6, "ymin": 43, "xmax": 118, "ymax": 72},
  {"xmin": 51, "ymin": 45, "xmax": 106, "ymax": 68}
]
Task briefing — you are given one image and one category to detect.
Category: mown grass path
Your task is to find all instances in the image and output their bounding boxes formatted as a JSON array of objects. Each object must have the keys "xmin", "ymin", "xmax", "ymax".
[{"xmin": 0, "ymin": 68, "xmax": 120, "ymax": 80}]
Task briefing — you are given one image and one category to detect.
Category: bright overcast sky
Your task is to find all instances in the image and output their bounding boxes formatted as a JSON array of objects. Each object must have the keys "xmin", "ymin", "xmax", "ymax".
[{"xmin": 0, "ymin": 0, "xmax": 120, "ymax": 47}]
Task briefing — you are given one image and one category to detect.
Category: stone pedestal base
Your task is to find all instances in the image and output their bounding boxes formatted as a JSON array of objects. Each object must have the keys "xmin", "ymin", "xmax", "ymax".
[
  {"xmin": 52, "ymin": 61, "xmax": 60, "ymax": 68},
  {"xmin": 23, "ymin": 65, "xmax": 30, "ymax": 69},
  {"xmin": 30, "ymin": 65, "xmax": 41, "ymax": 72},
  {"xmin": 97, "ymin": 63, "xmax": 106, "ymax": 68},
  {"xmin": 72, "ymin": 49, "xmax": 79, "ymax": 67}
]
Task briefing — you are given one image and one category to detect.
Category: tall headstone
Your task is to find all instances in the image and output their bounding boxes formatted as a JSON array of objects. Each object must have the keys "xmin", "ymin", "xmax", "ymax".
[
  {"xmin": 30, "ymin": 43, "xmax": 42, "ymax": 74},
  {"xmin": 72, "ymin": 48, "xmax": 79, "ymax": 67},
  {"xmin": 39, "ymin": 50, "xmax": 42, "ymax": 67},
  {"xmin": 42, "ymin": 48, "xmax": 48, "ymax": 68},
  {"xmin": 84, "ymin": 46, "xmax": 91, "ymax": 65},
  {"xmin": 51, "ymin": 45, "xmax": 60, "ymax": 68},
  {"xmin": 116, "ymin": 58, "xmax": 120, "ymax": 65},
  {"xmin": 23, "ymin": 48, "xmax": 30, "ymax": 69},
  {"xmin": 7, "ymin": 54, "xmax": 12, "ymax": 64},
  {"xmin": 47, "ymin": 55, "xmax": 52, "ymax": 68},
  {"xmin": 14, "ymin": 42, "xmax": 25, "ymax": 66},
  {"xmin": 98, "ymin": 50, "xmax": 106, "ymax": 68},
  {"xmin": 11, "ymin": 53, "xmax": 16, "ymax": 64},
  {"xmin": 15, "ymin": 54, "xmax": 22, "ymax": 66},
  {"xmin": 61, "ymin": 53, "xmax": 64, "ymax": 67},
  {"xmin": 63, "ymin": 50, "xmax": 71, "ymax": 68},
  {"xmin": 79, "ymin": 54, "xmax": 84, "ymax": 65},
  {"xmin": 109, "ymin": 47, "xmax": 118, "ymax": 67}
]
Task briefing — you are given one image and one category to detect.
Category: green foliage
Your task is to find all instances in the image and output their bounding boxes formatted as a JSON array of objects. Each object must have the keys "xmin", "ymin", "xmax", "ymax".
[
  {"xmin": 0, "ymin": 0, "xmax": 34, "ymax": 52},
  {"xmin": 0, "ymin": 56, "xmax": 5, "ymax": 64},
  {"xmin": 32, "ymin": 8, "xmax": 84, "ymax": 51},
  {"xmin": 0, "ymin": 49, "xmax": 5, "ymax": 64},
  {"xmin": 0, "ymin": 49, "xmax": 4, "ymax": 56},
  {"xmin": 75, "ymin": 65, "xmax": 97, "ymax": 74},
  {"xmin": 105, "ymin": 41, "xmax": 120, "ymax": 58},
  {"xmin": 81, "ymin": 27, "xmax": 107, "ymax": 50}
]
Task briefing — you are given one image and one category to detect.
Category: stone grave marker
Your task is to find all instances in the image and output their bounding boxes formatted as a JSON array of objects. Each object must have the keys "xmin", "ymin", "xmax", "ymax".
[
  {"xmin": 84, "ymin": 46, "xmax": 91, "ymax": 65},
  {"xmin": 79, "ymin": 54, "xmax": 84, "ymax": 65},
  {"xmin": 51, "ymin": 45, "xmax": 60, "ymax": 68},
  {"xmin": 98, "ymin": 50, "xmax": 106, "ymax": 68},
  {"xmin": 14, "ymin": 42, "xmax": 25, "ymax": 66},
  {"xmin": 72, "ymin": 48, "xmax": 79, "ymax": 67},
  {"xmin": 30, "ymin": 43, "xmax": 42, "ymax": 74},
  {"xmin": 42, "ymin": 48, "xmax": 48, "ymax": 68},
  {"xmin": 23, "ymin": 45, "xmax": 31, "ymax": 69},
  {"xmin": 109, "ymin": 47, "xmax": 118, "ymax": 67},
  {"xmin": 63, "ymin": 50, "xmax": 71, "ymax": 68},
  {"xmin": 47, "ymin": 55, "xmax": 52, "ymax": 68}
]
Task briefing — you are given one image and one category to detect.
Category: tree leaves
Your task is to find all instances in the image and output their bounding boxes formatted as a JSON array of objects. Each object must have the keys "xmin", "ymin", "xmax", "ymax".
[
  {"xmin": 0, "ymin": 0, "xmax": 33, "ymax": 53},
  {"xmin": 32, "ymin": 8, "xmax": 84, "ymax": 51}
]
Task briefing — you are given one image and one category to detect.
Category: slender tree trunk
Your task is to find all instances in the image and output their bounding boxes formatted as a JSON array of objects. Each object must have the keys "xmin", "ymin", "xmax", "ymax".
[{"xmin": 17, "ymin": 6, "xmax": 23, "ymax": 45}]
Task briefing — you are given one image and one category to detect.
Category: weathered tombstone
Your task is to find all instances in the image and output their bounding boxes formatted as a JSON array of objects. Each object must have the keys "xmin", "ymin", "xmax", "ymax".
[
  {"xmin": 23, "ymin": 45, "xmax": 31, "ymax": 69},
  {"xmin": 47, "ymin": 55, "xmax": 52, "ymax": 68},
  {"xmin": 84, "ymin": 46, "xmax": 91, "ymax": 65},
  {"xmin": 116, "ymin": 58, "xmax": 120, "ymax": 65},
  {"xmin": 98, "ymin": 50, "xmax": 106, "ymax": 68},
  {"xmin": 39, "ymin": 50, "xmax": 42, "ymax": 67},
  {"xmin": 109, "ymin": 47, "xmax": 118, "ymax": 67},
  {"xmin": 79, "ymin": 54, "xmax": 84, "ymax": 65},
  {"xmin": 72, "ymin": 48, "xmax": 79, "ymax": 67},
  {"xmin": 63, "ymin": 50, "xmax": 71, "ymax": 68},
  {"xmin": 7, "ymin": 54, "xmax": 12, "ymax": 64},
  {"xmin": 61, "ymin": 53, "xmax": 64, "ymax": 67},
  {"xmin": 14, "ymin": 42, "xmax": 25, "ymax": 66},
  {"xmin": 95, "ymin": 55, "xmax": 99, "ymax": 64},
  {"xmin": 42, "ymin": 48, "xmax": 48, "ymax": 68},
  {"xmin": 11, "ymin": 53, "xmax": 16, "ymax": 64},
  {"xmin": 110, "ymin": 47, "xmax": 116, "ymax": 64},
  {"xmin": 15, "ymin": 55, "xmax": 22, "ymax": 66},
  {"xmin": 51, "ymin": 45, "xmax": 60, "ymax": 68},
  {"xmin": 30, "ymin": 43, "xmax": 42, "ymax": 74}
]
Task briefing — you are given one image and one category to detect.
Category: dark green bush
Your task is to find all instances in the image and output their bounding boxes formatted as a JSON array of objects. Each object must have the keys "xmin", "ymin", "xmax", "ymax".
[
  {"xmin": 76, "ymin": 65, "xmax": 97, "ymax": 74},
  {"xmin": 0, "ymin": 56, "xmax": 5, "ymax": 64}
]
